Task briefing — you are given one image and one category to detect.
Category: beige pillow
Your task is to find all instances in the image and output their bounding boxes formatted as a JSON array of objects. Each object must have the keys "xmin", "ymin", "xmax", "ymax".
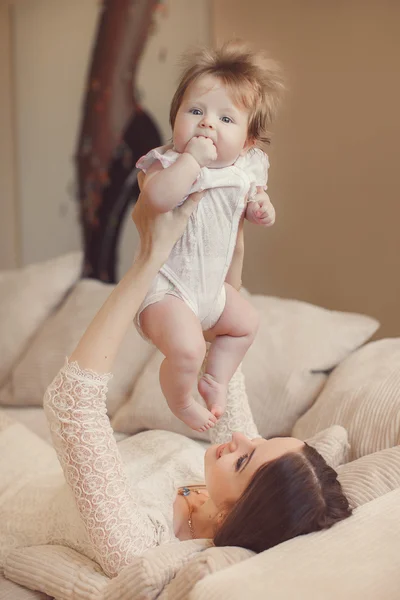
[
  {"xmin": 293, "ymin": 339, "xmax": 400, "ymax": 459},
  {"xmin": 8, "ymin": 279, "xmax": 155, "ymax": 416},
  {"xmin": 189, "ymin": 488, "xmax": 400, "ymax": 600},
  {"xmin": 337, "ymin": 446, "xmax": 400, "ymax": 509},
  {"xmin": 0, "ymin": 252, "xmax": 83, "ymax": 390},
  {"xmin": 303, "ymin": 425, "xmax": 349, "ymax": 468},
  {"xmin": 112, "ymin": 294, "xmax": 378, "ymax": 439}
]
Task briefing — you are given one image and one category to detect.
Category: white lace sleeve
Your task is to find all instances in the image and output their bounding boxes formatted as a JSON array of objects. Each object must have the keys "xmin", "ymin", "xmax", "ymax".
[
  {"xmin": 43, "ymin": 359, "xmax": 158, "ymax": 578},
  {"xmin": 209, "ymin": 364, "xmax": 261, "ymax": 444}
]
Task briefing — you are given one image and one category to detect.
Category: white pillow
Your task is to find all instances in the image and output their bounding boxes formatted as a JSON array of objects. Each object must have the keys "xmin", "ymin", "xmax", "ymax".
[
  {"xmin": 112, "ymin": 293, "xmax": 379, "ymax": 439},
  {"xmin": 8, "ymin": 279, "xmax": 155, "ymax": 416},
  {"xmin": 0, "ymin": 253, "xmax": 83, "ymax": 390},
  {"xmin": 293, "ymin": 339, "xmax": 400, "ymax": 459}
]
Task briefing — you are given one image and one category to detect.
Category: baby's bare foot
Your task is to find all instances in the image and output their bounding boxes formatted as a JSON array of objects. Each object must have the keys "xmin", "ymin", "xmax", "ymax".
[
  {"xmin": 170, "ymin": 399, "xmax": 217, "ymax": 432},
  {"xmin": 198, "ymin": 374, "xmax": 227, "ymax": 419}
]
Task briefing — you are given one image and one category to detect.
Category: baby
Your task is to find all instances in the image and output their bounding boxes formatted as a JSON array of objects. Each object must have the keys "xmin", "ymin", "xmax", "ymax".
[{"xmin": 135, "ymin": 41, "xmax": 284, "ymax": 432}]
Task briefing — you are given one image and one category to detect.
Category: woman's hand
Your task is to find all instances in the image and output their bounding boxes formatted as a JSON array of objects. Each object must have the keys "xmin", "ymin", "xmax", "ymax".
[{"xmin": 132, "ymin": 172, "xmax": 203, "ymax": 267}]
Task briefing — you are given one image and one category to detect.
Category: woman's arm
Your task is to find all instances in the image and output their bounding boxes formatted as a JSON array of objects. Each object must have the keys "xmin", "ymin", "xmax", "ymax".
[
  {"xmin": 209, "ymin": 363, "xmax": 260, "ymax": 444},
  {"xmin": 44, "ymin": 187, "xmax": 203, "ymax": 577}
]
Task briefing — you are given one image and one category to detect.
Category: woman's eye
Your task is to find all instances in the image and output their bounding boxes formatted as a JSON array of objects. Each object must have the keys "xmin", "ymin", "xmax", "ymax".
[
  {"xmin": 190, "ymin": 108, "xmax": 202, "ymax": 115},
  {"xmin": 221, "ymin": 116, "xmax": 233, "ymax": 124},
  {"xmin": 235, "ymin": 454, "xmax": 248, "ymax": 471}
]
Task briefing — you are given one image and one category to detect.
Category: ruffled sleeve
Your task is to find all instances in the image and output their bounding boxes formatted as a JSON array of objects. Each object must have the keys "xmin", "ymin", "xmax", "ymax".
[
  {"xmin": 136, "ymin": 146, "xmax": 179, "ymax": 172},
  {"xmin": 43, "ymin": 359, "xmax": 159, "ymax": 578},
  {"xmin": 242, "ymin": 148, "xmax": 270, "ymax": 201}
]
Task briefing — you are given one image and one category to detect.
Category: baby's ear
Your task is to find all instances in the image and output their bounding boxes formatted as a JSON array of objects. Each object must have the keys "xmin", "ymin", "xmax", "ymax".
[{"xmin": 240, "ymin": 137, "xmax": 256, "ymax": 155}]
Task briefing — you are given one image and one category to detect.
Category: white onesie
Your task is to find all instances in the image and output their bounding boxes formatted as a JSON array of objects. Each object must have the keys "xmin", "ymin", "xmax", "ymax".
[{"xmin": 135, "ymin": 145, "xmax": 269, "ymax": 337}]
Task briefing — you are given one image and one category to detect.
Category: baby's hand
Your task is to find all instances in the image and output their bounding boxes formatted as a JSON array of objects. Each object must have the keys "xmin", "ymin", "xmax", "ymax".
[
  {"xmin": 184, "ymin": 136, "xmax": 217, "ymax": 167},
  {"xmin": 245, "ymin": 191, "xmax": 276, "ymax": 227}
]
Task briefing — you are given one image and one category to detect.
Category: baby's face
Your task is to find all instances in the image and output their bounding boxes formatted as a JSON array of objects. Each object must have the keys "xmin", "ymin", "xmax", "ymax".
[{"xmin": 173, "ymin": 75, "xmax": 251, "ymax": 168}]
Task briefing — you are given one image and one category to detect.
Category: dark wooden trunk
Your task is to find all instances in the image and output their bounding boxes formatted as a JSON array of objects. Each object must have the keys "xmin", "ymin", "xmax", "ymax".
[{"xmin": 76, "ymin": 0, "xmax": 162, "ymax": 282}]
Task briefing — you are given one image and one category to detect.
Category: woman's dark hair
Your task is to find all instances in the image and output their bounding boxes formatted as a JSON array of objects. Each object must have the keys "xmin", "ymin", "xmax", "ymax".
[{"xmin": 213, "ymin": 443, "xmax": 352, "ymax": 552}]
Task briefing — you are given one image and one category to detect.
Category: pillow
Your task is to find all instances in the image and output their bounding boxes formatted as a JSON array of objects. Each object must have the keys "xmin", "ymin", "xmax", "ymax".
[
  {"xmin": 112, "ymin": 293, "xmax": 379, "ymax": 439},
  {"xmin": 293, "ymin": 339, "xmax": 400, "ymax": 459},
  {"xmin": 3, "ymin": 541, "xmax": 211, "ymax": 600},
  {"xmin": 0, "ymin": 252, "xmax": 83, "ymax": 389},
  {"xmin": 7, "ymin": 279, "xmax": 155, "ymax": 416},
  {"xmin": 188, "ymin": 488, "xmax": 400, "ymax": 600},
  {"xmin": 303, "ymin": 425, "xmax": 349, "ymax": 468},
  {"xmin": 337, "ymin": 446, "xmax": 400, "ymax": 509}
]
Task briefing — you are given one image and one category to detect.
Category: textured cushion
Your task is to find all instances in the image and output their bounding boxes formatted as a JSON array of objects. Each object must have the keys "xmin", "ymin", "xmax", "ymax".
[
  {"xmin": 293, "ymin": 339, "xmax": 400, "ymax": 459},
  {"xmin": 0, "ymin": 253, "xmax": 82, "ymax": 390},
  {"xmin": 189, "ymin": 488, "xmax": 400, "ymax": 600},
  {"xmin": 303, "ymin": 425, "xmax": 349, "ymax": 468},
  {"xmin": 7, "ymin": 279, "xmax": 155, "ymax": 416},
  {"xmin": 337, "ymin": 446, "xmax": 400, "ymax": 509},
  {"xmin": 0, "ymin": 573, "xmax": 50, "ymax": 600},
  {"xmin": 112, "ymin": 293, "xmax": 378, "ymax": 439}
]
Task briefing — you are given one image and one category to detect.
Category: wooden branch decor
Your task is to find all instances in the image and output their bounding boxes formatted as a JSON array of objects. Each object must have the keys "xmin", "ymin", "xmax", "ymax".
[{"xmin": 76, "ymin": 0, "xmax": 163, "ymax": 282}]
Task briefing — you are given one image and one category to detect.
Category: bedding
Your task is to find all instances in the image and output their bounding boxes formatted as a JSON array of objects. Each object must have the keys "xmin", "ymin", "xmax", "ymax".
[{"xmin": 293, "ymin": 339, "xmax": 400, "ymax": 458}]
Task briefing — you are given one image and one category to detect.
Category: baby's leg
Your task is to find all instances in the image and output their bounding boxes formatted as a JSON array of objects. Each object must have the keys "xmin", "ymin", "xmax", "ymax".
[
  {"xmin": 140, "ymin": 295, "xmax": 217, "ymax": 432},
  {"xmin": 198, "ymin": 284, "xmax": 259, "ymax": 418}
]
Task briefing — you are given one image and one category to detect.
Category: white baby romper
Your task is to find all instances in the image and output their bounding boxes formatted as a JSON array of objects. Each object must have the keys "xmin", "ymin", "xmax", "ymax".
[{"xmin": 135, "ymin": 145, "xmax": 269, "ymax": 337}]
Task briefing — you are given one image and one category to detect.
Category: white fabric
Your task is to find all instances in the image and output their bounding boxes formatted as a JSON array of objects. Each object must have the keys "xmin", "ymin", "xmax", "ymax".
[
  {"xmin": 0, "ymin": 253, "xmax": 83, "ymax": 390},
  {"xmin": 135, "ymin": 273, "xmax": 227, "ymax": 341},
  {"xmin": 113, "ymin": 292, "xmax": 379, "ymax": 440},
  {"xmin": 136, "ymin": 146, "xmax": 268, "ymax": 333},
  {"xmin": 293, "ymin": 338, "xmax": 400, "ymax": 459}
]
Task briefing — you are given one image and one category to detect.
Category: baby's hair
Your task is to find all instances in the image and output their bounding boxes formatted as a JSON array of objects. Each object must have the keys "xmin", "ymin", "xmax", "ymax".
[{"xmin": 170, "ymin": 40, "xmax": 285, "ymax": 149}]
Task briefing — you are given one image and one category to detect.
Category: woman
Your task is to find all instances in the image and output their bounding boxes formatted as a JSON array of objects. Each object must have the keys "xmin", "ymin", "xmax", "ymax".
[{"xmin": 38, "ymin": 182, "xmax": 351, "ymax": 579}]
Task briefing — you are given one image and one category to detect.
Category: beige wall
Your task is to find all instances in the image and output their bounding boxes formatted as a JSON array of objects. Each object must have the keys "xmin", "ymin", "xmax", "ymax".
[
  {"xmin": 4, "ymin": 0, "xmax": 210, "ymax": 275},
  {"xmin": 0, "ymin": 4, "xmax": 18, "ymax": 269},
  {"xmin": 13, "ymin": 0, "xmax": 99, "ymax": 266},
  {"xmin": 213, "ymin": 0, "xmax": 400, "ymax": 338}
]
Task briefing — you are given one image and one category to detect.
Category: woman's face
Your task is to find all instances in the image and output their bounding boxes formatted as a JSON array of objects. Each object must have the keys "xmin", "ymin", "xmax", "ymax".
[{"xmin": 204, "ymin": 432, "xmax": 304, "ymax": 508}]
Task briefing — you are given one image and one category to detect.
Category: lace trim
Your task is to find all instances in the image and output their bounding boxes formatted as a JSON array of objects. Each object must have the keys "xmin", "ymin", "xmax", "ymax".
[{"xmin": 64, "ymin": 358, "xmax": 113, "ymax": 384}]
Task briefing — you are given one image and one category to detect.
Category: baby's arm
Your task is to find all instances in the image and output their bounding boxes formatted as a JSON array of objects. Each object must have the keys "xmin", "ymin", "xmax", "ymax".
[
  {"xmin": 142, "ymin": 137, "xmax": 216, "ymax": 213},
  {"xmin": 142, "ymin": 154, "xmax": 200, "ymax": 213},
  {"xmin": 245, "ymin": 186, "xmax": 276, "ymax": 227}
]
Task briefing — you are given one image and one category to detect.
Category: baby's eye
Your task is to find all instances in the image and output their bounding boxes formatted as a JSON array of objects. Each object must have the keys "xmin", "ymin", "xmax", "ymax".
[
  {"xmin": 221, "ymin": 116, "xmax": 233, "ymax": 124},
  {"xmin": 190, "ymin": 108, "xmax": 202, "ymax": 116},
  {"xmin": 235, "ymin": 454, "xmax": 248, "ymax": 471}
]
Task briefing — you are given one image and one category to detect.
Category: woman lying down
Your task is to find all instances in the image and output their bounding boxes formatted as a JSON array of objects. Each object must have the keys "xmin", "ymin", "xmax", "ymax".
[{"xmin": 0, "ymin": 181, "xmax": 351, "ymax": 580}]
